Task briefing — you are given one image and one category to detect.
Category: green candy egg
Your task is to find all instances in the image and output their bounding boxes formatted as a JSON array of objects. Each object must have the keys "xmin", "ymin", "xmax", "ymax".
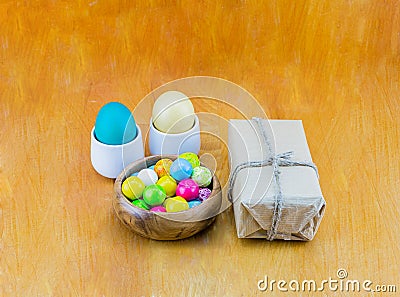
[
  {"xmin": 191, "ymin": 166, "xmax": 212, "ymax": 187},
  {"xmin": 179, "ymin": 152, "xmax": 200, "ymax": 168},
  {"xmin": 132, "ymin": 199, "xmax": 150, "ymax": 210},
  {"xmin": 142, "ymin": 184, "xmax": 167, "ymax": 206}
]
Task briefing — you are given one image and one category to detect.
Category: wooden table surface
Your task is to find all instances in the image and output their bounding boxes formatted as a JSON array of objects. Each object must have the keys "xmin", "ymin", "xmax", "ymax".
[{"xmin": 1, "ymin": 1, "xmax": 399, "ymax": 296}]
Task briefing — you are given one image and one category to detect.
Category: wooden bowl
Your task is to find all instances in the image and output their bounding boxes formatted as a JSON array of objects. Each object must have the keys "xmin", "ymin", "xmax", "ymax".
[{"xmin": 113, "ymin": 155, "xmax": 222, "ymax": 240}]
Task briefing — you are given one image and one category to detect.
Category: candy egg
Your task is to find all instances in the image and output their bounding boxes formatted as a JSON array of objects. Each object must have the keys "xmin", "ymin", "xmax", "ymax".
[
  {"xmin": 137, "ymin": 168, "xmax": 158, "ymax": 186},
  {"xmin": 188, "ymin": 199, "xmax": 202, "ymax": 208},
  {"xmin": 191, "ymin": 166, "xmax": 212, "ymax": 187},
  {"xmin": 176, "ymin": 179, "xmax": 199, "ymax": 201},
  {"xmin": 132, "ymin": 199, "xmax": 150, "ymax": 210},
  {"xmin": 152, "ymin": 91, "xmax": 195, "ymax": 134},
  {"xmin": 148, "ymin": 165, "xmax": 155, "ymax": 170},
  {"xmin": 198, "ymin": 188, "xmax": 212, "ymax": 201},
  {"xmin": 165, "ymin": 196, "xmax": 190, "ymax": 212},
  {"xmin": 150, "ymin": 206, "xmax": 167, "ymax": 212},
  {"xmin": 156, "ymin": 175, "xmax": 177, "ymax": 197},
  {"xmin": 179, "ymin": 152, "xmax": 200, "ymax": 168},
  {"xmin": 142, "ymin": 184, "xmax": 167, "ymax": 206},
  {"xmin": 94, "ymin": 102, "xmax": 137, "ymax": 145},
  {"xmin": 170, "ymin": 158, "xmax": 193, "ymax": 181},
  {"xmin": 121, "ymin": 176, "xmax": 145, "ymax": 200},
  {"xmin": 130, "ymin": 172, "xmax": 139, "ymax": 177},
  {"xmin": 154, "ymin": 158, "xmax": 173, "ymax": 178}
]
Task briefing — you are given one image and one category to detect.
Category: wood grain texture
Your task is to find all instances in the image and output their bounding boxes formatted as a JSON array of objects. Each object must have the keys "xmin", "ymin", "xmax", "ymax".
[{"xmin": 0, "ymin": 1, "xmax": 399, "ymax": 296}]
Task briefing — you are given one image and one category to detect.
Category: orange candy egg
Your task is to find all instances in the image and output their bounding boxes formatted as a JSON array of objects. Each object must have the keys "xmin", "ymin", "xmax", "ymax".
[{"xmin": 154, "ymin": 158, "xmax": 173, "ymax": 178}]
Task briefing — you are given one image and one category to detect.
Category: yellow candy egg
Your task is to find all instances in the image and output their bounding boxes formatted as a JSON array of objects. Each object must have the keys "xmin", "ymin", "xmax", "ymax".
[
  {"xmin": 165, "ymin": 196, "xmax": 189, "ymax": 212},
  {"xmin": 156, "ymin": 175, "xmax": 177, "ymax": 197},
  {"xmin": 121, "ymin": 176, "xmax": 145, "ymax": 200}
]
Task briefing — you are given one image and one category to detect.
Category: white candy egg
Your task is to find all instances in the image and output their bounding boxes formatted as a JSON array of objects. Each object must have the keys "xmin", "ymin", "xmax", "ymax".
[{"xmin": 137, "ymin": 168, "xmax": 159, "ymax": 186}]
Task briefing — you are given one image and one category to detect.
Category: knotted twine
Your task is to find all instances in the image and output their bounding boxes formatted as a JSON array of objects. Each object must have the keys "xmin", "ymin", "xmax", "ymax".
[{"xmin": 227, "ymin": 117, "xmax": 319, "ymax": 241}]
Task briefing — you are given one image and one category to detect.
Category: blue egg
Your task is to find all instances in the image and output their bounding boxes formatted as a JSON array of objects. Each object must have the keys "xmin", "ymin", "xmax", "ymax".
[
  {"xmin": 131, "ymin": 172, "xmax": 139, "ymax": 177},
  {"xmin": 188, "ymin": 199, "xmax": 201, "ymax": 208},
  {"xmin": 148, "ymin": 165, "xmax": 155, "ymax": 170},
  {"xmin": 94, "ymin": 102, "xmax": 137, "ymax": 145},
  {"xmin": 170, "ymin": 158, "xmax": 193, "ymax": 181}
]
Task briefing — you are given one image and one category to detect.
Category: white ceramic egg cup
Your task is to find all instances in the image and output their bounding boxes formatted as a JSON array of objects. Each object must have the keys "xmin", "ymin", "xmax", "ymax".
[
  {"xmin": 91, "ymin": 124, "xmax": 145, "ymax": 178},
  {"xmin": 149, "ymin": 114, "xmax": 200, "ymax": 155}
]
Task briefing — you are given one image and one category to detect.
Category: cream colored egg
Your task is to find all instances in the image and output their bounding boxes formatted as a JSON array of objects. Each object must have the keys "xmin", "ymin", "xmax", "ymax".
[{"xmin": 152, "ymin": 91, "xmax": 195, "ymax": 134}]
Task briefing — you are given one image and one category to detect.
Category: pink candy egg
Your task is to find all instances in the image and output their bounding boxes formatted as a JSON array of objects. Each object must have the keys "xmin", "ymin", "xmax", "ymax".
[
  {"xmin": 150, "ymin": 206, "xmax": 167, "ymax": 212},
  {"xmin": 176, "ymin": 179, "xmax": 199, "ymax": 201}
]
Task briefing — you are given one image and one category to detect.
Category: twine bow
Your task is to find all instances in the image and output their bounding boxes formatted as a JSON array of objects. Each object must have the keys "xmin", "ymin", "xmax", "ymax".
[{"xmin": 227, "ymin": 117, "xmax": 319, "ymax": 241}]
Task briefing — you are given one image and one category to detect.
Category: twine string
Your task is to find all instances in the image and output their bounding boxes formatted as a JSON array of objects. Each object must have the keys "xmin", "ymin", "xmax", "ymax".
[{"xmin": 227, "ymin": 117, "xmax": 319, "ymax": 241}]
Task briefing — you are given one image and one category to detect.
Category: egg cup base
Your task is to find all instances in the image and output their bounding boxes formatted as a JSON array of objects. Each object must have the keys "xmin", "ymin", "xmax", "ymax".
[
  {"xmin": 149, "ymin": 114, "xmax": 201, "ymax": 155},
  {"xmin": 91, "ymin": 124, "xmax": 145, "ymax": 178}
]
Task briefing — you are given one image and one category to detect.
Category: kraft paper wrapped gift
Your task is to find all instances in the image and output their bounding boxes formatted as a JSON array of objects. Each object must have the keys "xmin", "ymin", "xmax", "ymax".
[{"xmin": 228, "ymin": 118, "xmax": 326, "ymax": 241}]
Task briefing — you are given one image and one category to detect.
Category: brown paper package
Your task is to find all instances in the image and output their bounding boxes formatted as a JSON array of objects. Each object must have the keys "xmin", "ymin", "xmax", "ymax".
[{"xmin": 228, "ymin": 119, "xmax": 326, "ymax": 240}]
